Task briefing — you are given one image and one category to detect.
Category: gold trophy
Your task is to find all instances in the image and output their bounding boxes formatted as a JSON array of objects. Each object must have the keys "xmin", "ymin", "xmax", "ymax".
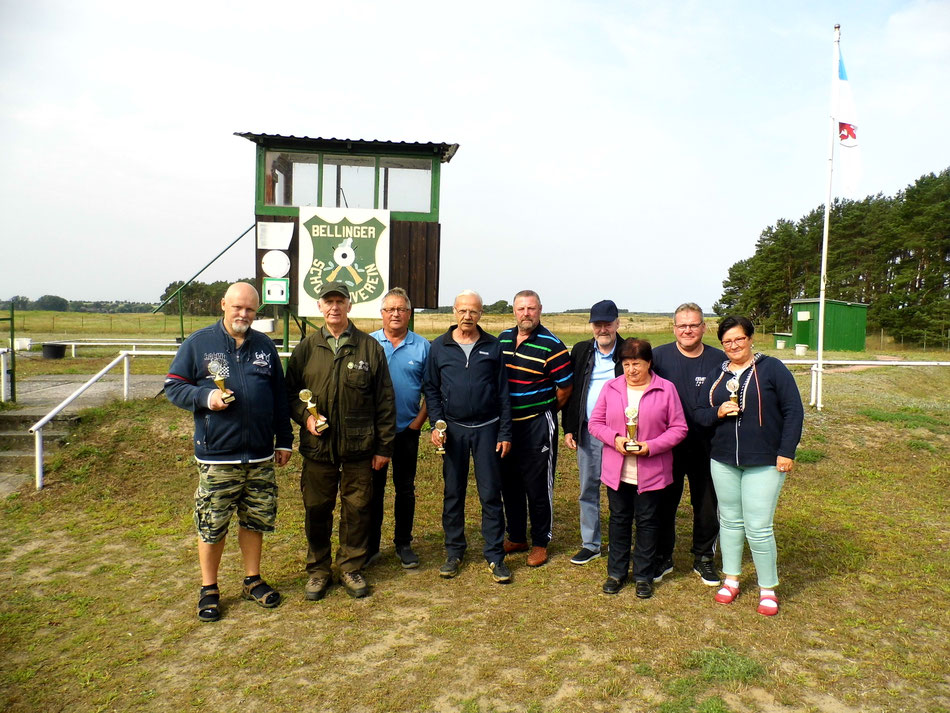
[
  {"xmin": 298, "ymin": 389, "xmax": 328, "ymax": 433},
  {"xmin": 434, "ymin": 419, "xmax": 447, "ymax": 456},
  {"xmin": 725, "ymin": 378, "xmax": 740, "ymax": 416},
  {"xmin": 207, "ymin": 359, "xmax": 235, "ymax": 404},
  {"xmin": 624, "ymin": 406, "xmax": 642, "ymax": 453}
]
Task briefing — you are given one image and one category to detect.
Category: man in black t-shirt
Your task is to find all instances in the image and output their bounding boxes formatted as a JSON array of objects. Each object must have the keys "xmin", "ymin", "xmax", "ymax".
[{"xmin": 651, "ymin": 303, "xmax": 725, "ymax": 587}]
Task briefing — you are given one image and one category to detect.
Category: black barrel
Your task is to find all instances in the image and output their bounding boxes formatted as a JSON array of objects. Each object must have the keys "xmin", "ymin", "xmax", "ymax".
[{"xmin": 42, "ymin": 343, "xmax": 67, "ymax": 359}]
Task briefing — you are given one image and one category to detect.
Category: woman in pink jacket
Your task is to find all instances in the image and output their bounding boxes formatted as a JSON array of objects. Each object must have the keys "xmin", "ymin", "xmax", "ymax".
[{"xmin": 588, "ymin": 339, "xmax": 687, "ymax": 598}]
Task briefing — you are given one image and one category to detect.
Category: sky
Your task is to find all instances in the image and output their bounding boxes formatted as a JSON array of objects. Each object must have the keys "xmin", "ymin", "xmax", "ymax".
[{"xmin": 1, "ymin": 0, "xmax": 948, "ymax": 313}]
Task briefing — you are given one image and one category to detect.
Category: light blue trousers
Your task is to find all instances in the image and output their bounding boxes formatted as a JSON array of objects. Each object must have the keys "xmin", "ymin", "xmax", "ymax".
[
  {"xmin": 709, "ymin": 460, "xmax": 786, "ymax": 588},
  {"xmin": 576, "ymin": 429, "xmax": 604, "ymax": 551}
]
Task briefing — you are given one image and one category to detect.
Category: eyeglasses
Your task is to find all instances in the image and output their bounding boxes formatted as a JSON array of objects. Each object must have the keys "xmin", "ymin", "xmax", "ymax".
[
  {"xmin": 721, "ymin": 336, "xmax": 750, "ymax": 348},
  {"xmin": 674, "ymin": 323, "xmax": 703, "ymax": 331},
  {"xmin": 381, "ymin": 307, "xmax": 410, "ymax": 314}
]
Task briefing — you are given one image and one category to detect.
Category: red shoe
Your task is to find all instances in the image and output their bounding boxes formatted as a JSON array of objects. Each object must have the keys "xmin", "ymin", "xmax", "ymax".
[
  {"xmin": 526, "ymin": 546, "xmax": 548, "ymax": 567},
  {"xmin": 714, "ymin": 583, "xmax": 740, "ymax": 604},
  {"xmin": 757, "ymin": 592, "xmax": 779, "ymax": 616},
  {"xmin": 503, "ymin": 539, "xmax": 529, "ymax": 554}
]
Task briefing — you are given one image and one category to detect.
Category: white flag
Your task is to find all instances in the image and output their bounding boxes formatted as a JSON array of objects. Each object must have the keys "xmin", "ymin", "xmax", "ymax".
[{"xmin": 834, "ymin": 43, "xmax": 862, "ymax": 197}]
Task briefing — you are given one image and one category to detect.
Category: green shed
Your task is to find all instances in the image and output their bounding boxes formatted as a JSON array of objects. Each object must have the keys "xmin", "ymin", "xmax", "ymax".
[{"xmin": 790, "ymin": 298, "xmax": 868, "ymax": 352}]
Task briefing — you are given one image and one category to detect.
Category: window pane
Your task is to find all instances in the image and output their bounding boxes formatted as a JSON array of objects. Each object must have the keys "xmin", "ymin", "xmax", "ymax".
[
  {"xmin": 380, "ymin": 157, "xmax": 431, "ymax": 213},
  {"xmin": 322, "ymin": 155, "xmax": 375, "ymax": 209},
  {"xmin": 264, "ymin": 151, "xmax": 320, "ymax": 206},
  {"xmin": 292, "ymin": 163, "xmax": 319, "ymax": 206}
]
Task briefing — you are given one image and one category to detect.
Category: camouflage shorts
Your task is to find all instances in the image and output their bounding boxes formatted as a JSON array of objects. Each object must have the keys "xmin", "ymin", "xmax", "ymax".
[{"xmin": 193, "ymin": 461, "xmax": 278, "ymax": 544}]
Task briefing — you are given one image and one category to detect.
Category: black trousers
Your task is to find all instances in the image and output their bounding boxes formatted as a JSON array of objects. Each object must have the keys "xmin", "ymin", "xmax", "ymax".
[
  {"xmin": 606, "ymin": 482, "xmax": 664, "ymax": 582},
  {"xmin": 368, "ymin": 428, "xmax": 421, "ymax": 553},
  {"xmin": 655, "ymin": 438, "xmax": 719, "ymax": 563},
  {"xmin": 500, "ymin": 411, "xmax": 557, "ymax": 547},
  {"xmin": 442, "ymin": 420, "xmax": 506, "ymax": 564}
]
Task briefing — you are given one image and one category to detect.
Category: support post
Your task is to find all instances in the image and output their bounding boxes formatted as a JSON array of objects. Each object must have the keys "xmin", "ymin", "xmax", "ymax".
[
  {"xmin": 815, "ymin": 24, "xmax": 842, "ymax": 412},
  {"xmin": 123, "ymin": 353, "xmax": 131, "ymax": 400},
  {"xmin": 178, "ymin": 292, "xmax": 185, "ymax": 342},
  {"xmin": 35, "ymin": 430, "xmax": 44, "ymax": 491}
]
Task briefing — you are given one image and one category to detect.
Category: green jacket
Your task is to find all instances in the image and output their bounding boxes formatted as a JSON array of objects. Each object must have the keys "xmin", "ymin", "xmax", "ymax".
[{"xmin": 286, "ymin": 323, "xmax": 396, "ymax": 463}]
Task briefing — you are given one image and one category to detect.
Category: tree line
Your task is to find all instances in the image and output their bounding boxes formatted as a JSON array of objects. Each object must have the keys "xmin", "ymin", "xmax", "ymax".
[
  {"xmin": 158, "ymin": 279, "xmax": 254, "ymax": 316},
  {"xmin": 713, "ymin": 168, "xmax": 950, "ymax": 344},
  {"xmin": 1, "ymin": 296, "xmax": 159, "ymax": 313}
]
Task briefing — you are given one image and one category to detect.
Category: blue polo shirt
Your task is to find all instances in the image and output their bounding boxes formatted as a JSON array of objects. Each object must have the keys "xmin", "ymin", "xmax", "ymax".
[{"xmin": 370, "ymin": 328, "xmax": 430, "ymax": 431}]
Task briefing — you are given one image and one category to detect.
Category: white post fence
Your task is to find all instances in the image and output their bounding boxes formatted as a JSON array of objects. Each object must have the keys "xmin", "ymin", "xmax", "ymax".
[
  {"xmin": 0, "ymin": 349, "xmax": 10, "ymax": 402},
  {"xmin": 22, "ymin": 351, "xmax": 950, "ymax": 491}
]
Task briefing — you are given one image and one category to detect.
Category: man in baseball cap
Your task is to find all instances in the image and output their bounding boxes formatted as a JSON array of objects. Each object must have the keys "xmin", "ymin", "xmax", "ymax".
[
  {"xmin": 317, "ymin": 281, "xmax": 350, "ymax": 300},
  {"xmin": 285, "ymin": 280, "xmax": 395, "ymax": 600},
  {"xmin": 562, "ymin": 299, "xmax": 628, "ymax": 565}
]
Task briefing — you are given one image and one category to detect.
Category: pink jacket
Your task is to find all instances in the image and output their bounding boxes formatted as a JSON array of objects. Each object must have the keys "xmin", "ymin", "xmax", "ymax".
[{"xmin": 588, "ymin": 373, "xmax": 687, "ymax": 493}]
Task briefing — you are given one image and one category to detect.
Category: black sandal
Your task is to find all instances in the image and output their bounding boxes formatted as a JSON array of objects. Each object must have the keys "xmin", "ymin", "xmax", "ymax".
[
  {"xmin": 242, "ymin": 576, "xmax": 281, "ymax": 608},
  {"xmin": 197, "ymin": 586, "xmax": 221, "ymax": 622}
]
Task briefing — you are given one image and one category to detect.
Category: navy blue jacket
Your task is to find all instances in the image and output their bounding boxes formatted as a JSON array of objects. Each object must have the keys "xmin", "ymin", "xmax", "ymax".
[
  {"xmin": 423, "ymin": 325, "xmax": 512, "ymax": 442},
  {"xmin": 165, "ymin": 320, "xmax": 293, "ymax": 463},
  {"xmin": 695, "ymin": 353, "xmax": 803, "ymax": 466}
]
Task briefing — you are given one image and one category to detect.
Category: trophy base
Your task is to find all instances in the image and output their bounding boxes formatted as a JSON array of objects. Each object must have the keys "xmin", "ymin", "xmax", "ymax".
[
  {"xmin": 624, "ymin": 442, "xmax": 642, "ymax": 454},
  {"xmin": 221, "ymin": 393, "xmax": 235, "ymax": 404},
  {"xmin": 435, "ymin": 447, "xmax": 446, "ymax": 456},
  {"xmin": 314, "ymin": 420, "xmax": 329, "ymax": 433}
]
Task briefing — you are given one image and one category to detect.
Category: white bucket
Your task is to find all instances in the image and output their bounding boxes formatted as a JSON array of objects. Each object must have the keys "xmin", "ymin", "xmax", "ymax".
[
  {"xmin": 776, "ymin": 340, "xmax": 786, "ymax": 350},
  {"xmin": 794, "ymin": 344, "xmax": 807, "ymax": 356},
  {"xmin": 13, "ymin": 337, "xmax": 32, "ymax": 351},
  {"xmin": 252, "ymin": 318, "xmax": 275, "ymax": 333}
]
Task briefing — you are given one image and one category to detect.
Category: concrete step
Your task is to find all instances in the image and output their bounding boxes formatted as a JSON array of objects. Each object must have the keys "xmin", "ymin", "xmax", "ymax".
[
  {"xmin": 0, "ymin": 411, "xmax": 74, "ymax": 471},
  {"xmin": 0, "ymin": 449, "xmax": 42, "ymax": 470},
  {"xmin": 0, "ymin": 429, "xmax": 70, "ymax": 450},
  {"xmin": 0, "ymin": 471, "xmax": 32, "ymax": 497},
  {"xmin": 0, "ymin": 411, "xmax": 79, "ymax": 431}
]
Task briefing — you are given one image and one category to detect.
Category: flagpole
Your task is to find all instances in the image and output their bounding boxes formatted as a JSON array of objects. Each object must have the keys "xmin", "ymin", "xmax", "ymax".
[{"xmin": 814, "ymin": 24, "xmax": 840, "ymax": 411}]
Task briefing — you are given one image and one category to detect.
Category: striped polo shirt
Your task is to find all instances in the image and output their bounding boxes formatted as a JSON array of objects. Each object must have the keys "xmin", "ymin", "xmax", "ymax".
[{"xmin": 499, "ymin": 324, "xmax": 573, "ymax": 421}]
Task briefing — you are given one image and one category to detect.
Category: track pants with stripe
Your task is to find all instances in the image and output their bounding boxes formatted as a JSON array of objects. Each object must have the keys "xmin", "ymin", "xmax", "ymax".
[{"xmin": 501, "ymin": 411, "xmax": 557, "ymax": 547}]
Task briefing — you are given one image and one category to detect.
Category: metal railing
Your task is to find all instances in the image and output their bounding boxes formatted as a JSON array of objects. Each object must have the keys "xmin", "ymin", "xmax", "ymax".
[
  {"xmin": 28, "ymin": 350, "xmax": 176, "ymax": 490},
  {"xmin": 42, "ymin": 338, "xmax": 298, "ymax": 358},
  {"xmin": 42, "ymin": 339, "xmax": 182, "ymax": 358},
  {"xmin": 782, "ymin": 359, "xmax": 950, "ymax": 408},
  {"xmin": 27, "ymin": 347, "xmax": 293, "ymax": 490},
  {"xmin": 23, "ymin": 351, "xmax": 948, "ymax": 490}
]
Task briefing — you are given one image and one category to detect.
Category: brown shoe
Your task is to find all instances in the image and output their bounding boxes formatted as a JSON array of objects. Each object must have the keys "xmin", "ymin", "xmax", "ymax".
[
  {"xmin": 305, "ymin": 575, "xmax": 331, "ymax": 601},
  {"xmin": 503, "ymin": 539, "xmax": 529, "ymax": 554},
  {"xmin": 527, "ymin": 546, "xmax": 548, "ymax": 567},
  {"xmin": 340, "ymin": 571, "xmax": 369, "ymax": 599}
]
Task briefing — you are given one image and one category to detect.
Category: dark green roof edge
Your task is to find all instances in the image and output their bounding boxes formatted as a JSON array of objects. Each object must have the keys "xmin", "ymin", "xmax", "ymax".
[{"xmin": 235, "ymin": 132, "xmax": 459, "ymax": 163}]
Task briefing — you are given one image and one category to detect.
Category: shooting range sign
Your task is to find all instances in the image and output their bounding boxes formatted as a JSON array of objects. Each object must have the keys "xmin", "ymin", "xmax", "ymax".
[{"xmin": 298, "ymin": 207, "xmax": 390, "ymax": 318}]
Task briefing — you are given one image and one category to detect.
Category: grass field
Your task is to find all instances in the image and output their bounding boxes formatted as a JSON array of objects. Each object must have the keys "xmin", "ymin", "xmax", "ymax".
[{"xmin": 1, "ymin": 316, "xmax": 948, "ymax": 712}]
